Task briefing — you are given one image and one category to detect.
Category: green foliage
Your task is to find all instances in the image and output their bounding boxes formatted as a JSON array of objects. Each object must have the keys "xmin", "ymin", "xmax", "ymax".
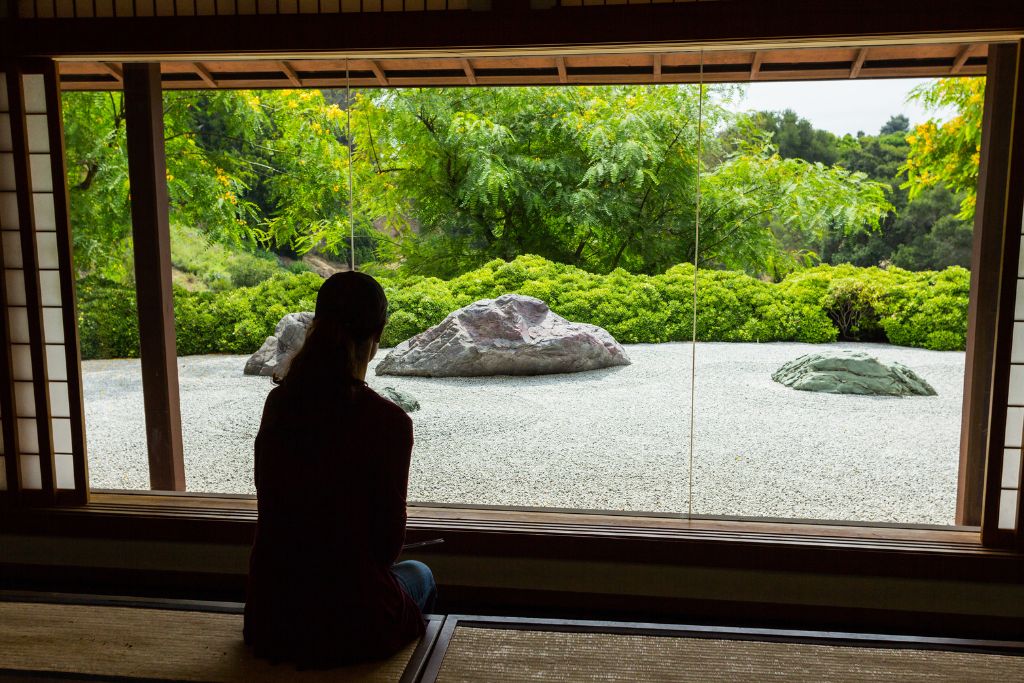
[
  {"xmin": 821, "ymin": 278, "xmax": 883, "ymax": 341},
  {"xmin": 77, "ymin": 256, "xmax": 968, "ymax": 360},
  {"xmin": 76, "ymin": 277, "xmax": 141, "ymax": 359},
  {"xmin": 170, "ymin": 224, "xmax": 284, "ymax": 290},
  {"xmin": 779, "ymin": 263, "xmax": 970, "ymax": 351},
  {"xmin": 902, "ymin": 77, "xmax": 984, "ymax": 220},
  {"xmin": 63, "ymin": 91, "xmax": 263, "ymax": 279},
  {"xmin": 702, "ymin": 133, "xmax": 891, "ymax": 279},
  {"xmin": 822, "ymin": 126, "xmax": 973, "ymax": 272},
  {"xmin": 733, "ymin": 109, "xmax": 843, "ymax": 165},
  {"xmin": 875, "ymin": 267, "xmax": 971, "ymax": 351}
]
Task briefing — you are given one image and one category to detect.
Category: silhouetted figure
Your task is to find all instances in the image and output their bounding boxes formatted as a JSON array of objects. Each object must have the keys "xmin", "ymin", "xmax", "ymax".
[{"xmin": 244, "ymin": 272, "xmax": 435, "ymax": 668}]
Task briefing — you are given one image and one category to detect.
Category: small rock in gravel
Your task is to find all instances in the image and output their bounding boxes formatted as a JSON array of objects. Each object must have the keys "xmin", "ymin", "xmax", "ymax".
[
  {"xmin": 379, "ymin": 386, "xmax": 420, "ymax": 413},
  {"xmin": 772, "ymin": 350, "xmax": 937, "ymax": 396}
]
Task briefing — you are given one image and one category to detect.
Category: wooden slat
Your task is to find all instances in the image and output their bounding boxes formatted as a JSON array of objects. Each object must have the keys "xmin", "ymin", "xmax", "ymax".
[
  {"xmin": 849, "ymin": 46, "xmax": 868, "ymax": 78},
  {"xmin": 277, "ymin": 60, "xmax": 302, "ymax": 86},
  {"xmin": 951, "ymin": 43, "xmax": 973, "ymax": 74},
  {"xmin": 459, "ymin": 58, "xmax": 476, "ymax": 85},
  {"xmin": 749, "ymin": 50, "xmax": 762, "ymax": 80},
  {"xmin": 0, "ymin": 69, "xmax": 21, "ymax": 499},
  {"xmin": 41, "ymin": 61, "xmax": 89, "ymax": 504},
  {"xmin": 652, "ymin": 53, "xmax": 661, "ymax": 81},
  {"xmin": 122, "ymin": 63, "xmax": 186, "ymax": 492},
  {"xmin": 99, "ymin": 62, "xmax": 123, "ymax": 82},
  {"xmin": 555, "ymin": 56, "xmax": 567, "ymax": 83},
  {"xmin": 191, "ymin": 62, "xmax": 217, "ymax": 87},
  {"xmin": 368, "ymin": 59, "xmax": 389, "ymax": 86}
]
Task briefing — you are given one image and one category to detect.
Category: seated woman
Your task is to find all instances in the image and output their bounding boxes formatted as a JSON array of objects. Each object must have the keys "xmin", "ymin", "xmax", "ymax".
[{"xmin": 244, "ymin": 271, "xmax": 435, "ymax": 668}]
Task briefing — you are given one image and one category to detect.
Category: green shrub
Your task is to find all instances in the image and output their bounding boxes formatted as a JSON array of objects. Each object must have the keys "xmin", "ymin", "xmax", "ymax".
[
  {"xmin": 876, "ymin": 267, "xmax": 970, "ymax": 350},
  {"xmin": 822, "ymin": 278, "xmax": 882, "ymax": 341},
  {"xmin": 226, "ymin": 254, "xmax": 281, "ymax": 288},
  {"xmin": 76, "ymin": 256, "xmax": 970, "ymax": 359},
  {"xmin": 76, "ymin": 277, "xmax": 141, "ymax": 359}
]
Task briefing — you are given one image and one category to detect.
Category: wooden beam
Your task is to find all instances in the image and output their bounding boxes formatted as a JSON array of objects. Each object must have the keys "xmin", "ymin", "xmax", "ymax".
[
  {"xmin": 122, "ymin": 63, "xmax": 186, "ymax": 493},
  {"xmin": 960, "ymin": 43, "xmax": 1023, "ymax": 533},
  {"xmin": 555, "ymin": 56, "xmax": 567, "ymax": 84},
  {"xmin": 850, "ymin": 47, "xmax": 868, "ymax": 78},
  {"xmin": 278, "ymin": 60, "xmax": 302, "ymax": 87},
  {"xmin": 191, "ymin": 63, "xmax": 217, "ymax": 88},
  {"xmin": 951, "ymin": 44, "xmax": 973, "ymax": 74},
  {"xmin": 749, "ymin": 51, "xmax": 762, "ymax": 81},
  {"xmin": 977, "ymin": 41, "xmax": 1024, "ymax": 546},
  {"xmin": 460, "ymin": 58, "xmax": 477, "ymax": 85},
  {"xmin": 368, "ymin": 60, "xmax": 389, "ymax": 87},
  {"xmin": 42, "ymin": 61, "xmax": 90, "ymax": 505},
  {"xmin": 652, "ymin": 53, "xmax": 662, "ymax": 82},
  {"xmin": 100, "ymin": 63, "xmax": 123, "ymax": 83}
]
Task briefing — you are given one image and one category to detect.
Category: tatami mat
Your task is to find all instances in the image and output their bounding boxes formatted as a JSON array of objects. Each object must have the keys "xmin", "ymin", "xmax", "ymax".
[
  {"xmin": 0, "ymin": 601, "xmax": 421, "ymax": 682},
  {"xmin": 433, "ymin": 627, "xmax": 1024, "ymax": 683}
]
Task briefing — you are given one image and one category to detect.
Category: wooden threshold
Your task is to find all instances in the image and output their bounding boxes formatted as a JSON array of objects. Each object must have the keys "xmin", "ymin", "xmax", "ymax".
[{"xmin": 85, "ymin": 490, "xmax": 979, "ymax": 545}]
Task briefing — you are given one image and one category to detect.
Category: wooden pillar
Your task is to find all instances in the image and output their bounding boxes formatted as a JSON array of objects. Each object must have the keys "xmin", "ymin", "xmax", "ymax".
[
  {"xmin": 123, "ymin": 63, "xmax": 185, "ymax": 492},
  {"xmin": 957, "ymin": 47, "xmax": 1018, "ymax": 525}
]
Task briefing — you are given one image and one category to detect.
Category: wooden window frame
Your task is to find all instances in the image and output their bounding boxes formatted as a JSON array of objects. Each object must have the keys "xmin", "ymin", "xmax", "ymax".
[{"xmin": 2, "ymin": 3, "xmax": 1024, "ymax": 584}]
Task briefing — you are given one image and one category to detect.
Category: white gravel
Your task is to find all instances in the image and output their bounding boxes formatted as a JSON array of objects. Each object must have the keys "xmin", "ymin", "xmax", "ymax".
[{"xmin": 83, "ymin": 342, "xmax": 964, "ymax": 525}]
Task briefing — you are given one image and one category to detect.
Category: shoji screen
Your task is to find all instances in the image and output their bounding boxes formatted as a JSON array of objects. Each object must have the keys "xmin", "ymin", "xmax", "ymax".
[{"xmin": 0, "ymin": 62, "xmax": 87, "ymax": 505}]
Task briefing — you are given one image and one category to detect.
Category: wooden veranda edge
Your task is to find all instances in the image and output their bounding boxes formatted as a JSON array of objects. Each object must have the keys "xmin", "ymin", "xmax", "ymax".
[{"xmin": 1, "ymin": 491, "xmax": 1019, "ymax": 583}]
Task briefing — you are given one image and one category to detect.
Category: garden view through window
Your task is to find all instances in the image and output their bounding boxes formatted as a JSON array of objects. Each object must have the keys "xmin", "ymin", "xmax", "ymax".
[{"xmin": 70, "ymin": 71, "xmax": 982, "ymax": 525}]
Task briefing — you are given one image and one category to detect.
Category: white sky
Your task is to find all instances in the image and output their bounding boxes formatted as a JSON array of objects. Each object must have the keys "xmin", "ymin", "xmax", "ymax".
[{"xmin": 728, "ymin": 78, "xmax": 951, "ymax": 137}]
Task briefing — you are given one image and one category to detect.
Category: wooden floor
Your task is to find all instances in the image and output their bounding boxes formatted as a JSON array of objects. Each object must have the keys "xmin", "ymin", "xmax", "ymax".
[{"xmin": 1, "ymin": 596, "xmax": 1022, "ymax": 682}]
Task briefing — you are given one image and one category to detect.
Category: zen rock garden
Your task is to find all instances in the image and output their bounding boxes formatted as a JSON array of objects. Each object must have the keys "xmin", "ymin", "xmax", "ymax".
[
  {"xmin": 246, "ymin": 296, "xmax": 938, "ymax": 401},
  {"xmin": 85, "ymin": 293, "xmax": 961, "ymax": 523}
]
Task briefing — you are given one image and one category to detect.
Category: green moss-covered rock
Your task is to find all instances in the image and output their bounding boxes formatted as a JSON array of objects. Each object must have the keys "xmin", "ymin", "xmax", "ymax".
[{"xmin": 772, "ymin": 351, "xmax": 937, "ymax": 397}]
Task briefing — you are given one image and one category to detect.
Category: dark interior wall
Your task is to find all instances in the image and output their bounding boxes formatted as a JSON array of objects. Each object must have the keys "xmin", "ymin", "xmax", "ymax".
[{"xmin": 2, "ymin": 533, "xmax": 1022, "ymax": 637}]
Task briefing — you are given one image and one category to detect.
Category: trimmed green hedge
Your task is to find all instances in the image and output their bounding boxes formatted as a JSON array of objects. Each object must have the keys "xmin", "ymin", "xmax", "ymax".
[{"xmin": 76, "ymin": 255, "xmax": 970, "ymax": 360}]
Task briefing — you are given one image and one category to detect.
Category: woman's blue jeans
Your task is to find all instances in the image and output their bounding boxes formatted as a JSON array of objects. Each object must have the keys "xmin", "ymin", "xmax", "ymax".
[{"xmin": 392, "ymin": 560, "xmax": 436, "ymax": 614}]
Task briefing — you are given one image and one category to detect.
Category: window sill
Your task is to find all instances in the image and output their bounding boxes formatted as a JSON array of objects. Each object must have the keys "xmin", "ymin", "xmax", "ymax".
[{"xmin": 2, "ymin": 489, "xmax": 1018, "ymax": 583}]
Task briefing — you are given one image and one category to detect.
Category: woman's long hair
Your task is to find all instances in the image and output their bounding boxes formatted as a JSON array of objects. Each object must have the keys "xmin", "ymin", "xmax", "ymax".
[{"xmin": 275, "ymin": 272, "xmax": 388, "ymax": 401}]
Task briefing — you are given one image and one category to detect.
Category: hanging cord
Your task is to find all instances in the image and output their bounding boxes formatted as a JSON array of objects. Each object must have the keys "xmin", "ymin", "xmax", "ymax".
[
  {"xmin": 346, "ymin": 58, "xmax": 356, "ymax": 271},
  {"xmin": 688, "ymin": 50, "xmax": 704, "ymax": 522}
]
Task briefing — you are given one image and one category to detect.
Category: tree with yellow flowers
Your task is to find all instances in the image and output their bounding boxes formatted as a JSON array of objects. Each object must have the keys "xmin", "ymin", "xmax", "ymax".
[{"xmin": 901, "ymin": 77, "xmax": 984, "ymax": 221}]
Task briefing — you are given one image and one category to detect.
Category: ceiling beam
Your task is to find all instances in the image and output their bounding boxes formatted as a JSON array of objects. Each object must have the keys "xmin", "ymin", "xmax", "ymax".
[
  {"xmin": 555, "ymin": 56, "xmax": 567, "ymax": 84},
  {"xmin": 278, "ymin": 60, "xmax": 302, "ymax": 87},
  {"xmin": 191, "ymin": 62, "xmax": 217, "ymax": 87},
  {"xmin": 369, "ymin": 60, "xmax": 390, "ymax": 86},
  {"xmin": 749, "ymin": 51, "xmax": 762, "ymax": 81},
  {"xmin": 850, "ymin": 47, "xmax": 869, "ymax": 78},
  {"xmin": 951, "ymin": 44, "xmax": 973, "ymax": 74},
  {"xmin": 460, "ymin": 58, "xmax": 477, "ymax": 85},
  {"xmin": 100, "ymin": 62, "xmax": 123, "ymax": 83}
]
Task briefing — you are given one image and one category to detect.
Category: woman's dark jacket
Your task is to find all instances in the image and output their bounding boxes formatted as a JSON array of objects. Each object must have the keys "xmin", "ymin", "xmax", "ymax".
[{"xmin": 244, "ymin": 382, "xmax": 424, "ymax": 667}]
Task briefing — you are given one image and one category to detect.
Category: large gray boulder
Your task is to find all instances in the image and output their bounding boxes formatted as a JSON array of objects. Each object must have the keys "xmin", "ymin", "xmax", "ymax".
[
  {"xmin": 772, "ymin": 350, "xmax": 936, "ymax": 397},
  {"xmin": 244, "ymin": 312, "xmax": 313, "ymax": 376},
  {"xmin": 376, "ymin": 294, "xmax": 631, "ymax": 377}
]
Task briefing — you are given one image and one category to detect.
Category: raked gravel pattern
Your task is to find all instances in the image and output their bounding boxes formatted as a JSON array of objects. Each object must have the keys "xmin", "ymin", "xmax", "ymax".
[{"xmin": 83, "ymin": 342, "xmax": 963, "ymax": 525}]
